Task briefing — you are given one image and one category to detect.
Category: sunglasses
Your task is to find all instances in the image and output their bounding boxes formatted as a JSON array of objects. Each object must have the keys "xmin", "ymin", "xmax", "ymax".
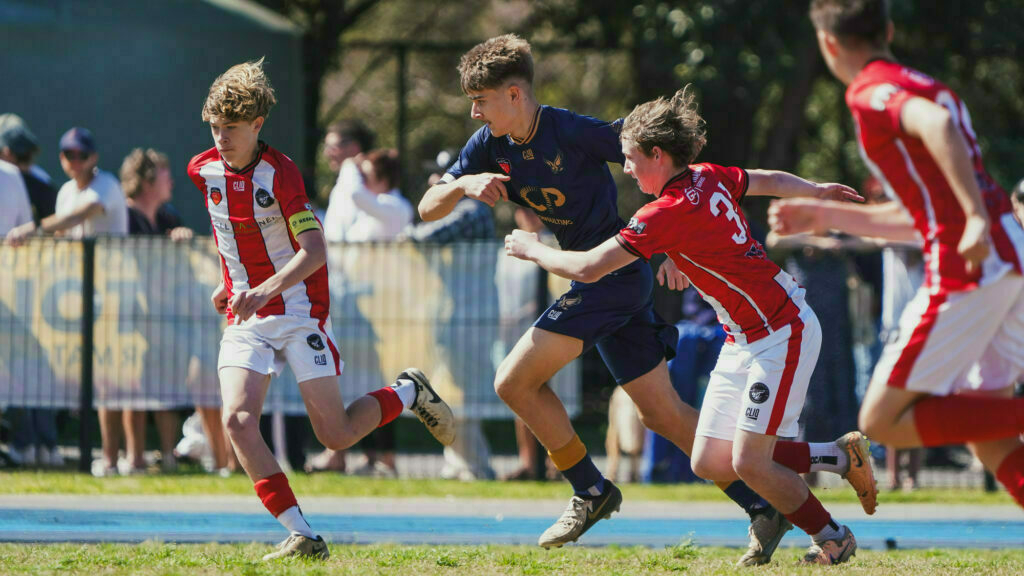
[{"xmin": 62, "ymin": 150, "xmax": 92, "ymax": 161}]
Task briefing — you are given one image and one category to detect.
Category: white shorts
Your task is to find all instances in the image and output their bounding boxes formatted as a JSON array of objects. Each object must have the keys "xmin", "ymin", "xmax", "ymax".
[
  {"xmin": 218, "ymin": 315, "xmax": 343, "ymax": 383},
  {"xmin": 872, "ymin": 273, "xmax": 1024, "ymax": 395},
  {"xmin": 696, "ymin": 306, "xmax": 821, "ymax": 441}
]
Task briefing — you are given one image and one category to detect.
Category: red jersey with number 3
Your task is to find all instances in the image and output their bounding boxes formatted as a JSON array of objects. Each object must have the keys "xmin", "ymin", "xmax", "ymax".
[
  {"xmin": 617, "ymin": 164, "xmax": 805, "ymax": 345},
  {"xmin": 187, "ymin": 142, "xmax": 330, "ymax": 322},
  {"xmin": 848, "ymin": 59, "xmax": 1023, "ymax": 293}
]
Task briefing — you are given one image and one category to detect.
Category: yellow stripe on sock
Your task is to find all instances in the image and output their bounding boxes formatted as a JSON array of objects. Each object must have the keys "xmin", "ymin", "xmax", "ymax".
[{"xmin": 548, "ymin": 434, "xmax": 587, "ymax": 471}]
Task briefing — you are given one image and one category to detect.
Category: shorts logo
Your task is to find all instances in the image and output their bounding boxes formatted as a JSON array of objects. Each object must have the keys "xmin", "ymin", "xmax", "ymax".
[
  {"xmin": 745, "ymin": 407, "xmax": 760, "ymax": 420},
  {"xmin": 255, "ymin": 188, "xmax": 274, "ymax": 208},
  {"xmin": 307, "ymin": 334, "xmax": 326, "ymax": 351},
  {"xmin": 497, "ymin": 157, "xmax": 511, "ymax": 174},
  {"xmin": 314, "ymin": 354, "xmax": 327, "ymax": 366},
  {"xmin": 209, "ymin": 187, "xmax": 222, "ymax": 205},
  {"xmin": 556, "ymin": 294, "xmax": 582, "ymax": 309},
  {"xmin": 626, "ymin": 217, "xmax": 646, "ymax": 234},
  {"xmin": 749, "ymin": 382, "xmax": 770, "ymax": 404},
  {"xmin": 547, "ymin": 310, "xmax": 562, "ymax": 320},
  {"xmin": 232, "ymin": 181, "xmax": 245, "ymax": 192}
]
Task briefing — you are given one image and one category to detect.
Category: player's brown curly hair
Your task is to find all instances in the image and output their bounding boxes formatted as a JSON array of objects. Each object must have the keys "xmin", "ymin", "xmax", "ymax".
[
  {"xmin": 809, "ymin": 0, "xmax": 889, "ymax": 48},
  {"xmin": 202, "ymin": 58, "xmax": 277, "ymax": 122},
  {"xmin": 620, "ymin": 85, "xmax": 706, "ymax": 167},
  {"xmin": 120, "ymin": 148, "xmax": 169, "ymax": 200},
  {"xmin": 457, "ymin": 34, "xmax": 534, "ymax": 93}
]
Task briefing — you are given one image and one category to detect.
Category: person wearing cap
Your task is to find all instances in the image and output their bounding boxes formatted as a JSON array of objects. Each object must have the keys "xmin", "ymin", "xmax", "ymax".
[
  {"xmin": 0, "ymin": 120, "xmax": 58, "ymax": 222},
  {"xmin": 0, "ymin": 149, "xmax": 32, "ymax": 237},
  {"xmin": 7, "ymin": 127, "xmax": 127, "ymax": 244}
]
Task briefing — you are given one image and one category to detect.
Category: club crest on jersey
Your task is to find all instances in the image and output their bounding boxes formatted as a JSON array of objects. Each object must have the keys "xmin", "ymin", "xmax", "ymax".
[
  {"xmin": 685, "ymin": 187, "xmax": 700, "ymax": 205},
  {"xmin": 497, "ymin": 157, "xmax": 511, "ymax": 174},
  {"xmin": 744, "ymin": 242, "xmax": 766, "ymax": 260},
  {"xmin": 556, "ymin": 294, "xmax": 582, "ymax": 309},
  {"xmin": 522, "ymin": 148, "xmax": 534, "ymax": 161},
  {"xmin": 307, "ymin": 334, "xmax": 325, "ymax": 351},
  {"xmin": 544, "ymin": 151, "xmax": 564, "ymax": 174},
  {"xmin": 255, "ymin": 188, "xmax": 274, "ymax": 208},
  {"xmin": 209, "ymin": 187, "xmax": 222, "ymax": 205},
  {"xmin": 232, "ymin": 181, "xmax": 245, "ymax": 192},
  {"xmin": 626, "ymin": 217, "xmax": 646, "ymax": 234},
  {"xmin": 748, "ymin": 382, "xmax": 770, "ymax": 404}
]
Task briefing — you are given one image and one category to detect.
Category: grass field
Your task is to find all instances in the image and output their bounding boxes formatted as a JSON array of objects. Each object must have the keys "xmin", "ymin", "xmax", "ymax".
[
  {"xmin": 2, "ymin": 541, "xmax": 1023, "ymax": 575},
  {"xmin": 0, "ymin": 470, "xmax": 1014, "ymax": 506}
]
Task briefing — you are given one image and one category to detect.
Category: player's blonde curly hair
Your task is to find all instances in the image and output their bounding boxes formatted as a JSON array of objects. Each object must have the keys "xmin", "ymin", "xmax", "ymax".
[
  {"xmin": 458, "ymin": 34, "xmax": 534, "ymax": 93},
  {"xmin": 202, "ymin": 57, "xmax": 277, "ymax": 122},
  {"xmin": 620, "ymin": 85, "xmax": 706, "ymax": 166},
  {"xmin": 120, "ymin": 148, "xmax": 169, "ymax": 200}
]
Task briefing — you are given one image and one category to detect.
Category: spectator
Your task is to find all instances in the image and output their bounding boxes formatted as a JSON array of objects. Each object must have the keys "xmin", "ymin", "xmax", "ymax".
[
  {"xmin": 0, "ymin": 151, "xmax": 32, "ymax": 237},
  {"xmin": 339, "ymin": 149, "xmax": 414, "ymax": 242},
  {"xmin": 407, "ymin": 173, "xmax": 497, "ymax": 481},
  {"xmin": 1013, "ymin": 178, "xmax": 1024, "ymax": 225},
  {"xmin": 0, "ymin": 114, "xmax": 52, "ymax": 185},
  {"xmin": 12, "ymin": 127, "xmax": 129, "ymax": 476},
  {"xmin": 322, "ymin": 119, "xmax": 375, "ymax": 242},
  {"xmin": 0, "ymin": 119, "xmax": 57, "ymax": 222},
  {"xmin": 120, "ymin": 148, "xmax": 197, "ymax": 473}
]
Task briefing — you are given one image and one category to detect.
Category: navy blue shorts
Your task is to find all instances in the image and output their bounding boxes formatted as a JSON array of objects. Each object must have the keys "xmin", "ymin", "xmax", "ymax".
[{"xmin": 533, "ymin": 259, "xmax": 678, "ymax": 385}]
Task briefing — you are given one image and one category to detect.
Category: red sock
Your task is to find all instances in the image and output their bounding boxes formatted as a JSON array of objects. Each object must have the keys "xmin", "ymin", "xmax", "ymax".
[
  {"xmin": 254, "ymin": 472, "xmax": 297, "ymax": 517},
  {"xmin": 368, "ymin": 386, "xmax": 404, "ymax": 427},
  {"xmin": 783, "ymin": 492, "xmax": 831, "ymax": 536},
  {"xmin": 914, "ymin": 395, "xmax": 1024, "ymax": 446},
  {"xmin": 773, "ymin": 441, "xmax": 811, "ymax": 474},
  {"xmin": 996, "ymin": 445, "xmax": 1024, "ymax": 509}
]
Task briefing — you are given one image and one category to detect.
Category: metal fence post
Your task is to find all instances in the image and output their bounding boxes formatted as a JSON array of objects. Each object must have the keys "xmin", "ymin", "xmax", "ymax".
[{"xmin": 77, "ymin": 238, "xmax": 96, "ymax": 473}]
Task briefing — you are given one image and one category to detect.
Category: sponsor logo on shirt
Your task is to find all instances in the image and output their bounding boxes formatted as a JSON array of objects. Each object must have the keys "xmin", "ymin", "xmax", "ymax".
[
  {"xmin": 626, "ymin": 217, "xmax": 646, "ymax": 234},
  {"xmin": 288, "ymin": 211, "xmax": 321, "ymax": 235},
  {"xmin": 256, "ymin": 215, "xmax": 280, "ymax": 228},
  {"xmin": 307, "ymin": 334, "xmax": 326, "ymax": 351},
  {"xmin": 232, "ymin": 181, "xmax": 245, "ymax": 192},
  {"xmin": 497, "ymin": 157, "xmax": 511, "ymax": 174},
  {"xmin": 209, "ymin": 187, "xmax": 222, "ymax": 205},
  {"xmin": 870, "ymin": 83, "xmax": 901, "ymax": 111},
  {"xmin": 522, "ymin": 149, "xmax": 534, "ymax": 161},
  {"xmin": 255, "ymin": 188, "xmax": 274, "ymax": 208},
  {"xmin": 233, "ymin": 220, "xmax": 258, "ymax": 235},
  {"xmin": 547, "ymin": 309, "xmax": 562, "ymax": 320},
  {"xmin": 748, "ymin": 382, "xmax": 770, "ymax": 404}
]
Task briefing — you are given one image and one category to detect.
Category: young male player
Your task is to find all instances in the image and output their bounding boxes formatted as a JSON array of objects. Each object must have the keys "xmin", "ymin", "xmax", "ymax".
[
  {"xmin": 421, "ymin": 35, "xmax": 875, "ymax": 562},
  {"xmin": 505, "ymin": 86, "xmax": 867, "ymax": 565},
  {"xmin": 187, "ymin": 59, "xmax": 455, "ymax": 561},
  {"xmin": 769, "ymin": 0, "xmax": 1024, "ymax": 507}
]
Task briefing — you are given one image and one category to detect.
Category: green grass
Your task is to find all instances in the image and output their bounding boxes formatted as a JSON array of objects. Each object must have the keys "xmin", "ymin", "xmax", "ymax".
[
  {"xmin": 0, "ymin": 470, "xmax": 1014, "ymax": 505},
  {"xmin": 1, "ymin": 542, "xmax": 1022, "ymax": 575}
]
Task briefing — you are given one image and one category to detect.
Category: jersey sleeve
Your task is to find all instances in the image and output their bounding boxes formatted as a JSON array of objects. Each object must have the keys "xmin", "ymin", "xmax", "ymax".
[
  {"xmin": 850, "ymin": 81, "xmax": 915, "ymax": 136},
  {"xmin": 615, "ymin": 201, "xmax": 687, "ymax": 261},
  {"xmin": 274, "ymin": 156, "xmax": 322, "ymax": 237},
  {"xmin": 571, "ymin": 113, "xmax": 625, "ymax": 164},
  {"xmin": 713, "ymin": 164, "xmax": 750, "ymax": 203},
  {"xmin": 442, "ymin": 127, "xmax": 491, "ymax": 182}
]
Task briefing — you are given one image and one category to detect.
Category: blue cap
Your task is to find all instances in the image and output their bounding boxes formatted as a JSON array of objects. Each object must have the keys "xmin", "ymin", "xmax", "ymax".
[{"xmin": 59, "ymin": 127, "xmax": 96, "ymax": 154}]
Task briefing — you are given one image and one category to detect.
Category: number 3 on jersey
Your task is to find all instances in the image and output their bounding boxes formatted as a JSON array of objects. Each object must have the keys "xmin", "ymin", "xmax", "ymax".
[{"xmin": 709, "ymin": 182, "xmax": 748, "ymax": 245}]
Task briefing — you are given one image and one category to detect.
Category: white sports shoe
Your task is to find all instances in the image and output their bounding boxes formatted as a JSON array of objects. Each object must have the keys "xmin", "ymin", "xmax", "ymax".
[{"xmin": 401, "ymin": 368, "xmax": 456, "ymax": 446}]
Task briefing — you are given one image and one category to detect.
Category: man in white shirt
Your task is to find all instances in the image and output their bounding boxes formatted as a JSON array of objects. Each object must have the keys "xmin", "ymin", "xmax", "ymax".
[
  {"xmin": 0, "ymin": 158, "xmax": 32, "ymax": 236},
  {"xmin": 340, "ymin": 149, "xmax": 413, "ymax": 242},
  {"xmin": 7, "ymin": 127, "xmax": 127, "ymax": 242},
  {"xmin": 322, "ymin": 120, "xmax": 374, "ymax": 242}
]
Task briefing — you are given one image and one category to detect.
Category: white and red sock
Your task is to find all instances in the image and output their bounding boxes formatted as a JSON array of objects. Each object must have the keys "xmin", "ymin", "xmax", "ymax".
[{"xmin": 254, "ymin": 472, "xmax": 315, "ymax": 538}]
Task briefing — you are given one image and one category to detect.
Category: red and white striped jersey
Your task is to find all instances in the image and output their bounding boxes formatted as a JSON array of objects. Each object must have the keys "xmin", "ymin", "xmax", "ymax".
[
  {"xmin": 848, "ymin": 59, "xmax": 1023, "ymax": 293},
  {"xmin": 187, "ymin": 142, "xmax": 329, "ymax": 322},
  {"xmin": 617, "ymin": 164, "xmax": 805, "ymax": 345}
]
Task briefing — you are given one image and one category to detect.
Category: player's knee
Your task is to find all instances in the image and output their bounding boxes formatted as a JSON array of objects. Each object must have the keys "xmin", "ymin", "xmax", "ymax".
[
  {"xmin": 635, "ymin": 408, "xmax": 668, "ymax": 438},
  {"xmin": 858, "ymin": 409, "xmax": 889, "ymax": 443},
  {"xmin": 690, "ymin": 452, "xmax": 725, "ymax": 481},
  {"xmin": 493, "ymin": 372, "xmax": 522, "ymax": 406},
  {"xmin": 222, "ymin": 409, "xmax": 257, "ymax": 439}
]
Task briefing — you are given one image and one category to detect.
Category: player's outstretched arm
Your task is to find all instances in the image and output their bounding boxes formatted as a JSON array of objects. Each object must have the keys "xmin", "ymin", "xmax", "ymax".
[
  {"xmin": 419, "ymin": 173, "xmax": 510, "ymax": 221},
  {"xmin": 229, "ymin": 229, "xmax": 327, "ymax": 322},
  {"xmin": 900, "ymin": 96, "xmax": 990, "ymax": 270},
  {"xmin": 746, "ymin": 169, "xmax": 864, "ymax": 203},
  {"xmin": 505, "ymin": 231, "xmax": 637, "ymax": 284},
  {"xmin": 768, "ymin": 198, "xmax": 919, "ymax": 244}
]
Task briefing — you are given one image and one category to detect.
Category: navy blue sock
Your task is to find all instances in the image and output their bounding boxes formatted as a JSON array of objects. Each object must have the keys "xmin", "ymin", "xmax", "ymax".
[
  {"xmin": 561, "ymin": 454, "xmax": 606, "ymax": 497},
  {"xmin": 723, "ymin": 481, "xmax": 771, "ymax": 517}
]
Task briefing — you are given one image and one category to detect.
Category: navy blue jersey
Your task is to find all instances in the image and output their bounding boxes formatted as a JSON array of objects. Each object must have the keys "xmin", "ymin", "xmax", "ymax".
[{"xmin": 445, "ymin": 106, "xmax": 624, "ymax": 251}]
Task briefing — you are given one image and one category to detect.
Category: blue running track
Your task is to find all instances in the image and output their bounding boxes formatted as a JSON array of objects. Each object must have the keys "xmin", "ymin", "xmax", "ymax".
[{"xmin": 2, "ymin": 509, "xmax": 1022, "ymax": 550}]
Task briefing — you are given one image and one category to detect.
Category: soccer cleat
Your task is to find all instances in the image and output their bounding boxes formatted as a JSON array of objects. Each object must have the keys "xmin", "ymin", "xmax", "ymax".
[
  {"xmin": 736, "ymin": 508, "xmax": 794, "ymax": 566},
  {"xmin": 538, "ymin": 481, "xmax": 622, "ymax": 549},
  {"xmin": 402, "ymin": 367, "xmax": 456, "ymax": 446},
  {"xmin": 836, "ymin": 431, "xmax": 878, "ymax": 515},
  {"xmin": 801, "ymin": 525, "xmax": 857, "ymax": 565},
  {"xmin": 262, "ymin": 533, "xmax": 330, "ymax": 561}
]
